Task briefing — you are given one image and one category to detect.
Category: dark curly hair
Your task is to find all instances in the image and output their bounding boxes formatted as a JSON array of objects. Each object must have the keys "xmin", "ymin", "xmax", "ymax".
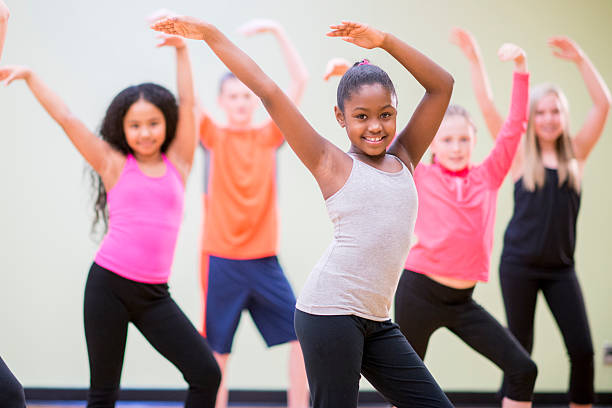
[
  {"xmin": 90, "ymin": 82, "xmax": 178, "ymax": 237},
  {"xmin": 336, "ymin": 60, "xmax": 397, "ymax": 113}
]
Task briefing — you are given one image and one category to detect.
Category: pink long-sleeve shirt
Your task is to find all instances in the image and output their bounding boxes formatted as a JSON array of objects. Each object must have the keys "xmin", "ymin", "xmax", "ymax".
[{"xmin": 404, "ymin": 71, "xmax": 529, "ymax": 282}]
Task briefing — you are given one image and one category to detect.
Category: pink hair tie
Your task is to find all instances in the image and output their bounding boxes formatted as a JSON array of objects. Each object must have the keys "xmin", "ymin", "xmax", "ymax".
[{"xmin": 358, "ymin": 59, "xmax": 370, "ymax": 66}]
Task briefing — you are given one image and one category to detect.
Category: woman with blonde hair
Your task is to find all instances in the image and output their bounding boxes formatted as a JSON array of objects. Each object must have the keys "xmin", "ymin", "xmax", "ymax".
[{"xmin": 451, "ymin": 28, "xmax": 611, "ymax": 407}]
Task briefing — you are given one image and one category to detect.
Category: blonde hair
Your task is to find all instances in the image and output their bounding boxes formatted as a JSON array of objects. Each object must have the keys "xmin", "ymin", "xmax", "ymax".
[
  {"xmin": 522, "ymin": 84, "xmax": 580, "ymax": 192},
  {"xmin": 431, "ymin": 104, "xmax": 477, "ymax": 163}
]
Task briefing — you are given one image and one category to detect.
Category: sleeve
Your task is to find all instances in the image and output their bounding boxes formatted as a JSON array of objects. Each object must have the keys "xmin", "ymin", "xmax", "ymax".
[
  {"xmin": 480, "ymin": 71, "xmax": 530, "ymax": 188},
  {"xmin": 262, "ymin": 119, "xmax": 285, "ymax": 148},
  {"xmin": 199, "ymin": 111, "xmax": 219, "ymax": 149}
]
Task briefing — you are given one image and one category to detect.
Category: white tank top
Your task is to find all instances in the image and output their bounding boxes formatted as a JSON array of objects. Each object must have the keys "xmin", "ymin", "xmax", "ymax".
[{"xmin": 296, "ymin": 154, "xmax": 418, "ymax": 321}]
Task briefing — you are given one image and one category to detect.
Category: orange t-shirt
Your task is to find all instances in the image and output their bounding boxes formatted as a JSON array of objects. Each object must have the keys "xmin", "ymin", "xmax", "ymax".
[{"xmin": 199, "ymin": 113, "xmax": 284, "ymax": 259}]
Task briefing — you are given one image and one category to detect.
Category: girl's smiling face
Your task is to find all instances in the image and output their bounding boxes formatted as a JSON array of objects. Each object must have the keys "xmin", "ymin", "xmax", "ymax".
[
  {"xmin": 123, "ymin": 98, "xmax": 167, "ymax": 158},
  {"xmin": 533, "ymin": 92, "xmax": 565, "ymax": 144},
  {"xmin": 430, "ymin": 114, "xmax": 476, "ymax": 171},
  {"xmin": 335, "ymin": 82, "xmax": 397, "ymax": 158}
]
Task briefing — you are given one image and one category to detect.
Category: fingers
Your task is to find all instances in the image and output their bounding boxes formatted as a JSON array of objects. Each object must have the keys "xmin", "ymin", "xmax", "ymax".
[{"xmin": 150, "ymin": 17, "xmax": 177, "ymax": 34}]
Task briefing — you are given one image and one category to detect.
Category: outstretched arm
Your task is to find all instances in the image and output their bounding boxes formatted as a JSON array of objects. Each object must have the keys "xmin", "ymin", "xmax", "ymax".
[
  {"xmin": 450, "ymin": 27, "xmax": 504, "ymax": 138},
  {"xmin": 151, "ymin": 16, "xmax": 350, "ymax": 199},
  {"xmin": 156, "ymin": 34, "xmax": 197, "ymax": 181},
  {"xmin": 549, "ymin": 36, "xmax": 611, "ymax": 162},
  {"xmin": 0, "ymin": 66, "xmax": 118, "ymax": 178},
  {"xmin": 0, "ymin": 1, "xmax": 9, "ymax": 62},
  {"xmin": 327, "ymin": 22, "xmax": 454, "ymax": 170},
  {"xmin": 481, "ymin": 43, "xmax": 529, "ymax": 186},
  {"xmin": 239, "ymin": 19, "xmax": 309, "ymax": 104}
]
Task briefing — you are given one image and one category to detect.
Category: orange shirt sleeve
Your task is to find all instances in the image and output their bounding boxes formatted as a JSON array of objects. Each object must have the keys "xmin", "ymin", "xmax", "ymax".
[{"xmin": 199, "ymin": 111, "xmax": 219, "ymax": 148}]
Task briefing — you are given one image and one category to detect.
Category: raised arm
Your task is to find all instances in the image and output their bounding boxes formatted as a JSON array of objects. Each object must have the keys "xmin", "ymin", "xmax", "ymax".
[
  {"xmin": 156, "ymin": 34, "xmax": 197, "ymax": 180},
  {"xmin": 326, "ymin": 22, "xmax": 453, "ymax": 170},
  {"xmin": 450, "ymin": 27, "xmax": 504, "ymax": 138},
  {"xmin": 151, "ymin": 16, "xmax": 349, "ymax": 198},
  {"xmin": 0, "ymin": 66, "xmax": 119, "ymax": 178},
  {"xmin": 480, "ymin": 44, "xmax": 529, "ymax": 187},
  {"xmin": 0, "ymin": 1, "xmax": 9, "ymax": 62},
  {"xmin": 239, "ymin": 19, "xmax": 309, "ymax": 104},
  {"xmin": 548, "ymin": 36, "xmax": 611, "ymax": 162}
]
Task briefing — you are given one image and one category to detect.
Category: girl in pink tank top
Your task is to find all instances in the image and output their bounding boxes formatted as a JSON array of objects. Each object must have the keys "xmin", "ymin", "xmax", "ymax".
[{"xmin": 1, "ymin": 31, "xmax": 220, "ymax": 407}]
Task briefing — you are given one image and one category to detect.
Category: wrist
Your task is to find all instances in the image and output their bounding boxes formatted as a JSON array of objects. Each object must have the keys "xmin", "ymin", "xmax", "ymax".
[
  {"xmin": 514, "ymin": 54, "xmax": 527, "ymax": 72},
  {"xmin": 379, "ymin": 31, "xmax": 392, "ymax": 49}
]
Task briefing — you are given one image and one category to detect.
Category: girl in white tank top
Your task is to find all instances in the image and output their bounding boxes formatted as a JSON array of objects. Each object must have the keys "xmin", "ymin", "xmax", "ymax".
[{"xmin": 153, "ymin": 16, "xmax": 454, "ymax": 408}]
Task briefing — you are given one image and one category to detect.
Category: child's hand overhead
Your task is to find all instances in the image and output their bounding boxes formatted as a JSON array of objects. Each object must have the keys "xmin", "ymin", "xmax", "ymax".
[
  {"xmin": 497, "ymin": 43, "xmax": 527, "ymax": 72},
  {"xmin": 150, "ymin": 16, "xmax": 208, "ymax": 41},
  {"xmin": 156, "ymin": 33, "xmax": 186, "ymax": 50},
  {"xmin": 449, "ymin": 27, "xmax": 480, "ymax": 62},
  {"xmin": 323, "ymin": 58, "xmax": 351, "ymax": 81},
  {"xmin": 548, "ymin": 36, "xmax": 584, "ymax": 63},
  {"xmin": 327, "ymin": 21, "xmax": 385, "ymax": 49},
  {"xmin": 0, "ymin": 65, "xmax": 31, "ymax": 86}
]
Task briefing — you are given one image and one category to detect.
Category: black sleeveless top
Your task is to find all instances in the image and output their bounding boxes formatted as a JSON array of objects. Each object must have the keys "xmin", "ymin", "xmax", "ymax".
[{"xmin": 501, "ymin": 168, "xmax": 581, "ymax": 269}]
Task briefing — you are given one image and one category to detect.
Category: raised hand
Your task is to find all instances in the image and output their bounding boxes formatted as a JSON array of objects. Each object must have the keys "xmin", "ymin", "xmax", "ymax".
[
  {"xmin": 497, "ymin": 43, "xmax": 527, "ymax": 72},
  {"xmin": 150, "ymin": 16, "xmax": 209, "ymax": 41},
  {"xmin": 327, "ymin": 21, "xmax": 385, "ymax": 49},
  {"xmin": 548, "ymin": 36, "xmax": 584, "ymax": 63},
  {"xmin": 0, "ymin": 1, "xmax": 8, "ymax": 21},
  {"xmin": 156, "ymin": 33, "xmax": 186, "ymax": 49},
  {"xmin": 323, "ymin": 57, "xmax": 351, "ymax": 81},
  {"xmin": 238, "ymin": 18, "xmax": 281, "ymax": 36},
  {"xmin": 0, "ymin": 65, "xmax": 32, "ymax": 85},
  {"xmin": 449, "ymin": 27, "xmax": 480, "ymax": 62}
]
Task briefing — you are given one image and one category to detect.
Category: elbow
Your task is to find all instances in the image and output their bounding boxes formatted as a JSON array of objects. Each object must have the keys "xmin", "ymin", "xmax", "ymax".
[
  {"xmin": 0, "ymin": 9, "xmax": 9, "ymax": 22},
  {"xmin": 437, "ymin": 72, "xmax": 455, "ymax": 100},
  {"xmin": 444, "ymin": 72, "xmax": 455, "ymax": 95}
]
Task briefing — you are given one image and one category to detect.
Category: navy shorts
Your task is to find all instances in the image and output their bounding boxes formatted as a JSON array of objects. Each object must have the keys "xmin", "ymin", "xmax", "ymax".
[{"xmin": 203, "ymin": 255, "xmax": 298, "ymax": 354}]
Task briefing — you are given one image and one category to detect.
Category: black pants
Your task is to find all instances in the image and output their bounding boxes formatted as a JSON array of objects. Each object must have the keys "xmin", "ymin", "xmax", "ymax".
[
  {"xmin": 0, "ymin": 356, "xmax": 26, "ymax": 408},
  {"xmin": 294, "ymin": 309, "xmax": 453, "ymax": 408},
  {"xmin": 395, "ymin": 270, "xmax": 537, "ymax": 402},
  {"xmin": 500, "ymin": 263, "xmax": 594, "ymax": 404},
  {"xmin": 84, "ymin": 263, "xmax": 221, "ymax": 408}
]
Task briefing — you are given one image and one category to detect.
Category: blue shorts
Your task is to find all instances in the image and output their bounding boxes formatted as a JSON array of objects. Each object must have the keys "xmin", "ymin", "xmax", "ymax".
[{"xmin": 203, "ymin": 255, "xmax": 298, "ymax": 354}]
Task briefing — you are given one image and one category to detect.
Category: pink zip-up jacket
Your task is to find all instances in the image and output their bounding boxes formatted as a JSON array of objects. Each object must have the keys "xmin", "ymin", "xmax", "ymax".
[{"xmin": 404, "ymin": 71, "xmax": 529, "ymax": 282}]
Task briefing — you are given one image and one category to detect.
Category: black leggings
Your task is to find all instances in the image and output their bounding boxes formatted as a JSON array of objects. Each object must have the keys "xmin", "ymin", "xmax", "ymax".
[
  {"xmin": 294, "ymin": 309, "xmax": 453, "ymax": 408},
  {"xmin": 0, "ymin": 356, "xmax": 26, "ymax": 408},
  {"xmin": 500, "ymin": 263, "xmax": 594, "ymax": 404},
  {"xmin": 84, "ymin": 263, "xmax": 221, "ymax": 408},
  {"xmin": 394, "ymin": 270, "xmax": 537, "ymax": 402}
]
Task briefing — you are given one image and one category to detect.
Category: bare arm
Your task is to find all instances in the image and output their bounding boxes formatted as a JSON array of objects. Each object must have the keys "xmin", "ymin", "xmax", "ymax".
[
  {"xmin": 549, "ymin": 36, "xmax": 612, "ymax": 162},
  {"xmin": 151, "ymin": 16, "xmax": 348, "ymax": 198},
  {"xmin": 450, "ymin": 27, "xmax": 504, "ymax": 138},
  {"xmin": 326, "ymin": 22, "xmax": 453, "ymax": 170},
  {"xmin": 156, "ymin": 35, "xmax": 197, "ymax": 181},
  {"xmin": 0, "ymin": 66, "xmax": 119, "ymax": 179},
  {"xmin": 385, "ymin": 33, "xmax": 454, "ymax": 169},
  {"xmin": 0, "ymin": 1, "xmax": 8, "ymax": 62},
  {"xmin": 239, "ymin": 19, "xmax": 309, "ymax": 104}
]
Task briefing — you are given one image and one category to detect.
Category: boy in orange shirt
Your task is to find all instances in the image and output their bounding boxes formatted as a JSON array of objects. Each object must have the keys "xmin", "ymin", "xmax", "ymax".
[{"xmin": 198, "ymin": 19, "xmax": 309, "ymax": 408}]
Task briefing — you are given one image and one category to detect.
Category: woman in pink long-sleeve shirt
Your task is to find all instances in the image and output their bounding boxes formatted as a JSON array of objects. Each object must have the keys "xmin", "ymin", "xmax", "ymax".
[{"xmin": 394, "ymin": 44, "xmax": 536, "ymax": 408}]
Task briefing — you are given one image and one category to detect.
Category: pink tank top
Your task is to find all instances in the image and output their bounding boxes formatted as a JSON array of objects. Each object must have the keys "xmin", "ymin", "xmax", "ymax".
[{"xmin": 95, "ymin": 154, "xmax": 185, "ymax": 283}]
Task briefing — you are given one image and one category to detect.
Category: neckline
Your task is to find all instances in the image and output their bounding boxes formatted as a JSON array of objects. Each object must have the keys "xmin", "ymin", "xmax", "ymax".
[
  {"xmin": 433, "ymin": 157, "xmax": 470, "ymax": 178},
  {"xmin": 129, "ymin": 154, "xmax": 168, "ymax": 180},
  {"xmin": 349, "ymin": 153, "xmax": 406, "ymax": 176}
]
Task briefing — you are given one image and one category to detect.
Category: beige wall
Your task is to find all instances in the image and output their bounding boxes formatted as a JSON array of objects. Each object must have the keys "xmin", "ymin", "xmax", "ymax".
[{"xmin": 0, "ymin": 0, "xmax": 610, "ymax": 393}]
